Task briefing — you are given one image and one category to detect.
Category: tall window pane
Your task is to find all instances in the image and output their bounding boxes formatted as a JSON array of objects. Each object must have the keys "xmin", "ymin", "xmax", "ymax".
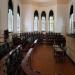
[
  {"xmin": 49, "ymin": 16, "xmax": 54, "ymax": 32},
  {"xmin": 70, "ymin": 14, "xmax": 73, "ymax": 33},
  {"xmin": 8, "ymin": 9, "xmax": 13, "ymax": 32},
  {"xmin": 49, "ymin": 10, "xmax": 54, "ymax": 32},
  {"xmin": 41, "ymin": 11, "xmax": 46, "ymax": 31},
  {"xmin": 17, "ymin": 13, "xmax": 20, "ymax": 33},
  {"xmin": 70, "ymin": 5, "xmax": 75, "ymax": 33},
  {"xmin": 17, "ymin": 6, "xmax": 20, "ymax": 33},
  {"xmin": 34, "ymin": 10, "xmax": 39, "ymax": 31},
  {"xmin": 42, "ymin": 16, "xmax": 46, "ymax": 31},
  {"xmin": 34, "ymin": 16, "xmax": 38, "ymax": 31},
  {"xmin": 8, "ymin": 0, "xmax": 13, "ymax": 32}
]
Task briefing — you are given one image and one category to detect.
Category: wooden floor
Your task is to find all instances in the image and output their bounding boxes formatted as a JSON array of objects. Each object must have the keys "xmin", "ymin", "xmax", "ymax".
[{"xmin": 31, "ymin": 44, "xmax": 75, "ymax": 75}]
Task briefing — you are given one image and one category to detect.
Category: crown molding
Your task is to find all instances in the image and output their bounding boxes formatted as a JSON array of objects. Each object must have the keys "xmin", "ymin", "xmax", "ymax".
[{"xmin": 21, "ymin": 0, "xmax": 69, "ymax": 5}]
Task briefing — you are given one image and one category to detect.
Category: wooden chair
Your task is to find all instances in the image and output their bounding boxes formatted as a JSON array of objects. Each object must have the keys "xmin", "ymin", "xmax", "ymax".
[{"xmin": 54, "ymin": 47, "xmax": 65, "ymax": 63}]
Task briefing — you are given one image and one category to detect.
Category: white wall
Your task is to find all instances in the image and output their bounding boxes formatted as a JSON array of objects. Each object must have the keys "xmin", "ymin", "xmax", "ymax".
[
  {"xmin": 21, "ymin": 2, "xmax": 69, "ymax": 33},
  {"xmin": 66, "ymin": 0, "xmax": 75, "ymax": 63},
  {"xmin": 12, "ymin": 0, "xmax": 22, "ymax": 33},
  {"xmin": 56, "ymin": 4, "xmax": 68, "ymax": 34},
  {"xmin": 0, "ymin": 0, "xmax": 22, "ymax": 34},
  {"xmin": 0, "ymin": 0, "xmax": 71, "ymax": 34},
  {"xmin": 67, "ymin": 0, "xmax": 75, "ymax": 33},
  {"xmin": 22, "ymin": 3, "xmax": 58, "ymax": 32},
  {"xmin": 22, "ymin": 4, "xmax": 33, "ymax": 32},
  {"xmin": 32, "ymin": 4, "xmax": 57, "ymax": 32},
  {"xmin": 67, "ymin": 0, "xmax": 73, "ymax": 33}
]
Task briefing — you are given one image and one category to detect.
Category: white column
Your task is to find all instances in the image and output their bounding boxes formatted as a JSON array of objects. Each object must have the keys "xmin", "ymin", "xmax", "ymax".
[
  {"xmin": 38, "ymin": 11, "xmax": 41, "ymax": 32},
  {"xmin": 30, "ymin": 8, "xmax": 34, "ymax": 32},
  {"xmin": 13, "ymin": 0, "xmax": 18, "ymax": 33},
  {"xmin": 20, "ymin": 5, "xmax": 23, "ymax": 33}
]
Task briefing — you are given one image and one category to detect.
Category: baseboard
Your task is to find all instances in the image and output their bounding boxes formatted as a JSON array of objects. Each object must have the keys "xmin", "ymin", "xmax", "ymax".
[{"xmin": 66, "ymin": 54, "xmax": 75, "ymax": 65}]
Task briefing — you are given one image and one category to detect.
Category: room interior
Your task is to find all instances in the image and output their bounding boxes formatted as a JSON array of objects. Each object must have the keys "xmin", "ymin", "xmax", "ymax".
[{"xmin": 0, "ymin": 0, "xmax": 75, "ymax": 75}]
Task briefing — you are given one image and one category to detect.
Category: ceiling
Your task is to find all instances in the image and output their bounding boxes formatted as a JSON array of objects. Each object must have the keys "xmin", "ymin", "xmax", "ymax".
[
  {"xmin": 32, "ymin": 0, "xmax": 54, "ymax": 3},
  {"xmin": 21, "ymin": 0, "xmax": 56, "ymax": 3}
]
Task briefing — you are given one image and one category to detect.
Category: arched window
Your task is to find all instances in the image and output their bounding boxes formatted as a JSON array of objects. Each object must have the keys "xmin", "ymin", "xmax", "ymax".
[
  {"xmin": 8, "ymin": 0, "xmax": 13, "ymax": 32},
  {"xmin": 49, "ymin": 10, "xmax": 54, "ymax": 32},
  {"xmin": 34, "ymin": 10, "xmax": 39, "ymax": 31},
  {"xmin": 41, "ymin": 11, "xmax": 46, "ymax": 31},
  {"xmin": 17, "ymin": 5, "xmax": 20, "ymax": 33},
  {"xmin": 70, "ymin": 5, "xmax": 74, "ymax": 33}
]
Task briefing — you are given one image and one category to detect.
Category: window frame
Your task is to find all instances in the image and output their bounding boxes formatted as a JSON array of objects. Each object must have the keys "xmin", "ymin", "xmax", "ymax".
[
  {"xmin": 49, "ymin": 10, "xmax": 54, "ymax": 32},
  {"xmin": 41, "ymin": 16, "xmax": 46, "ymax": 31},
  {"xmin": 41, "ymin": 11, "xmax": 46, "ymax": 32},
  {"xmin": 69, "ymin": 5, "xmax": 75, "ymax": 33},
  {"xmin": 8, "ymin": 9, "xmax": 13, "ymax": 32},
  {"xmin": 34, "ymin": 16, "xmax": 38, "ymax": 31},
  {"xmin": 17, "ymin": 6, "xmax": 20, "ymax": 33},
  {"xmin": 34, "ymin": 10, "xmax": 39, "ymax": 32}
]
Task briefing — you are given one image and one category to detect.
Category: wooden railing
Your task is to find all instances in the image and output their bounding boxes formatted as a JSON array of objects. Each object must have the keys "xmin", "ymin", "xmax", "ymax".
[
  {"xmin": 21, "ymin": 48, "xmax": 40, "ymax": 75},
  {"xmin": 2, "ymin": 45, "xmax": 23, "ymax": 75},
  {"xmin": 21, "ymin": 39, "xmax": 40, "ymax": 75}
]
